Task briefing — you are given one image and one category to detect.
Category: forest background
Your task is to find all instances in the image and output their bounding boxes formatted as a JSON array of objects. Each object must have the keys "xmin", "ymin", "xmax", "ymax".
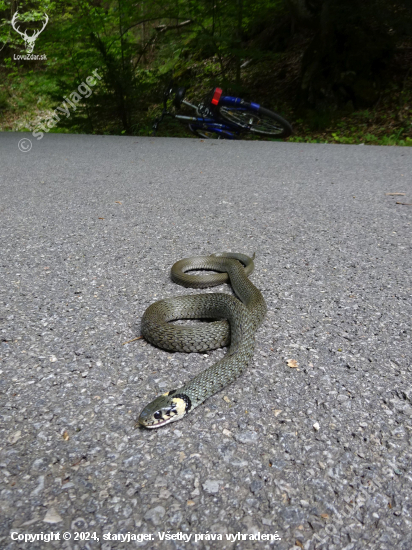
[{"xmin": 1, "ymin": 0, "xmax": 412, "ymax": 145}]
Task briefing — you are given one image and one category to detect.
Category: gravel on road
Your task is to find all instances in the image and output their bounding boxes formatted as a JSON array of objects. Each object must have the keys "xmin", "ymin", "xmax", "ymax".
[{"xmin": 0, "ymin": 132, "xmax": 411, "ymax": 549}]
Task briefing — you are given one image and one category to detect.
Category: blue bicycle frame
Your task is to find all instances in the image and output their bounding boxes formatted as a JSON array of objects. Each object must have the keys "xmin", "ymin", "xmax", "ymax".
[
  {"xmin": 180, "ymin": 96, "xmax": 262, "ymax": 139},
  {"xmin": 153, "ymin": 86, "xmax": 263, "ymax": 140}
]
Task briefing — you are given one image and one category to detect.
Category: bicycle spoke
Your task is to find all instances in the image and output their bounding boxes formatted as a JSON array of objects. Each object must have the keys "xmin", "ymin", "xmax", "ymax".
[{"xmin": 218, "ymin": 105, "xmax": 291, "ymax": 137}]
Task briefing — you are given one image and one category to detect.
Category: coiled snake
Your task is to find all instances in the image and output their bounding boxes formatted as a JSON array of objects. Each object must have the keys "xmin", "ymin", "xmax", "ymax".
[{"xmin": 138, "ymin": 253, "xmax": 267, "ymax": 428}]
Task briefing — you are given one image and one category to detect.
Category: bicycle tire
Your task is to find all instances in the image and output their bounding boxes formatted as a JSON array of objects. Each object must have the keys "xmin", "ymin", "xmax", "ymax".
[
  {"xmin": 218, "ymin": 104, "xmax": 292, "ymax": 138},
  {"xmin": 188, "ymin": 124, "xmax": 238, "ymax": 140}
]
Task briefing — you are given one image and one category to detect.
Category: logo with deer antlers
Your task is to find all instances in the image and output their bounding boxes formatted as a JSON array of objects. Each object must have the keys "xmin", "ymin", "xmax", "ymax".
[{"xmin": 11, "ymin": 11, "xmax": 49, "ymax": 53}]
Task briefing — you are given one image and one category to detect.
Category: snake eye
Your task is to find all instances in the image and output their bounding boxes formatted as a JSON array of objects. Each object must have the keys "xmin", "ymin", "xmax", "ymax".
[{"xmin": 154, "ymin": 411, "xmax": 163, "ymax": 420}]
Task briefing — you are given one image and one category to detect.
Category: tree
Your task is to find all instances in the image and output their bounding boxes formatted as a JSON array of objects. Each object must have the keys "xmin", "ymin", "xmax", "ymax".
[{"xmin": 287, "ymin": 0, "xmax": 412, "ymax": 109}]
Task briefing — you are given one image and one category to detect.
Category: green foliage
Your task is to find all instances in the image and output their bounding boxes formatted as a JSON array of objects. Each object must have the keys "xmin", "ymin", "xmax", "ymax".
[
  {"xmin": 297, "ymin": 0, "xmax": 412, "ymax": 109},
  {"xmin": 0, "ymin": 89, "xmax": 9, "ymax": 109},
  {"xmin": 0, "ymin": 0, "xmax": 411, "ymax": 146}
]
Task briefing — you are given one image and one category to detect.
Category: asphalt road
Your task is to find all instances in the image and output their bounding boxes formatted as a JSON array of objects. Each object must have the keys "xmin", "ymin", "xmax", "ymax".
[{"xmin": 1, "ymin": 132, "xmax": 411, "ymax": 550}]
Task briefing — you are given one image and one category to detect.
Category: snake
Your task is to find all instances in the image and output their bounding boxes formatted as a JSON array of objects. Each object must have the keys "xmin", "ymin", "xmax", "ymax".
[{"xmin": 137, "ymin": 252, "xmax": 267, "ymax": 428}]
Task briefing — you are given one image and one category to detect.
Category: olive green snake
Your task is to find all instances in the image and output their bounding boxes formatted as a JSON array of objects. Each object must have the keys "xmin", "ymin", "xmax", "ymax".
[{"xmin": 138, "ymin": 252, "xmax": 267, "ymax": 428}]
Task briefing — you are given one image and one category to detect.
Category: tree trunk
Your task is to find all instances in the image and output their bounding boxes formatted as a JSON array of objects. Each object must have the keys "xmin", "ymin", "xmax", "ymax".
[{"xmin": 235, "ymin": 0, "xmax": 243, "ymax": 86}]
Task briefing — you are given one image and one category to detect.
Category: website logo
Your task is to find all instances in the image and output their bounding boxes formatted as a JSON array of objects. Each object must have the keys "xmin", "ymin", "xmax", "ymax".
[{"xmin": 11, "ymin": 10, "xmax": 48, "ymax": 54}]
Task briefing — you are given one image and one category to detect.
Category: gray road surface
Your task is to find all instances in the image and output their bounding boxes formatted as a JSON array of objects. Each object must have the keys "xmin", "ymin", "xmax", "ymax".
[{"xmin": 0, "ymin": 132, "xmax": 411, "ymax": 550}]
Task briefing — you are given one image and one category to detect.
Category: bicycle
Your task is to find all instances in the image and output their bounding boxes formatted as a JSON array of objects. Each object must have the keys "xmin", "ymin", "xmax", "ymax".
[{"xmin": 152, "ymin": 84, "xmax": 292, "ymax": 140}]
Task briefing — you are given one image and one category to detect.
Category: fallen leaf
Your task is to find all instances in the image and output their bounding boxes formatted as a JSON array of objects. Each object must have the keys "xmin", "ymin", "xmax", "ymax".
[
  {"xmin": 321, "ymin": 513, "xmax": 329, "ymax": 519},
  {"xmin": 223, "ymin": 396, "xmax": 231, "ymax": 403},
  {"xmin": 43, "ymin": 507, "xmax": 63, "ymax": 524},
  {"xmin": 187, "ymin": 500, "xmax": 195, "ymax": 506},
  {"xmin": 287, "ymin": 359, "xmax": 299, "ymax": 368},
  {"xmin": 62, "ymin": 430, "xmax": 69, "ymax": 441},
  {"xmin": 273, "ymin": 409, "xmax": 282, "ymax": 417},
  {"xmin": 8, "ymin": 430, "xmax": 22, "ymax": 444},
  {"xmin": 396, "ymin": 202, "xmax": 412, "ymax": 206},
  {"xmin": 98, "ymin": 217, "xmax": 105, "ymax": 220},
  {"xmin": 115, "ymin": 201, "xmax": 122, "ymax": 204},
  {"xmin": 295, "ymin": 541, "xmax": 304, "ymax": 548},
  {"xmin": 386, "ymin": 192, "xmax": 405, "ymax": 196}
]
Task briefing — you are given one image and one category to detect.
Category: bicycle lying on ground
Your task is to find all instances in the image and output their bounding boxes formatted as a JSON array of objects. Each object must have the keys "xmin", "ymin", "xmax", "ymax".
[{"xmin": 152, "ymin": 84, "xmax": 292, "ymax": 139}]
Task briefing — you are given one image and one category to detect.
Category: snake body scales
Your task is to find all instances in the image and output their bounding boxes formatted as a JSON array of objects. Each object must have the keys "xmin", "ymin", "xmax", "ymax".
[{"xmin": 138, "ymin": 253, "xmax": 267, "ymax": 428}]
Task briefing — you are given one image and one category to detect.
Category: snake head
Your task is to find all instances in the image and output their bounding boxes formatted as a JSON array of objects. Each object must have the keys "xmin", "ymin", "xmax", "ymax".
[{"xmin": 138, "ymin": 390, "xmax": 192, "ymax": 429}]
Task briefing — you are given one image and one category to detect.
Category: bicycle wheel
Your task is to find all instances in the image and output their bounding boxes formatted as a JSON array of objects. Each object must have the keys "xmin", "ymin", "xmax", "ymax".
[
  {"xmin": 189, "ymin": 124, "xmax": 238, "ymax": 140},
  {"xmin": 218, "ymin": 104, "xmax": 292, "ymax": 138}
]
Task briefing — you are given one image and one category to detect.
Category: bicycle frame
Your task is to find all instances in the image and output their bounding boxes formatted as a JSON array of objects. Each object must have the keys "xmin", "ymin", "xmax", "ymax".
[{"xmin": 153, "ymin": 88, "xmax": 262, "ymax": 139}]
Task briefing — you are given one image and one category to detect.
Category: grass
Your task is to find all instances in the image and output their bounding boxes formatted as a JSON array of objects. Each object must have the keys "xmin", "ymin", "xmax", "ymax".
[
  {"xmin": 0, "ymin": 65, "xmax": 60, "ymax": 132},
  {"xmin": 287, "ymin": 102, "xmax": 412, "ymax": 146}
]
